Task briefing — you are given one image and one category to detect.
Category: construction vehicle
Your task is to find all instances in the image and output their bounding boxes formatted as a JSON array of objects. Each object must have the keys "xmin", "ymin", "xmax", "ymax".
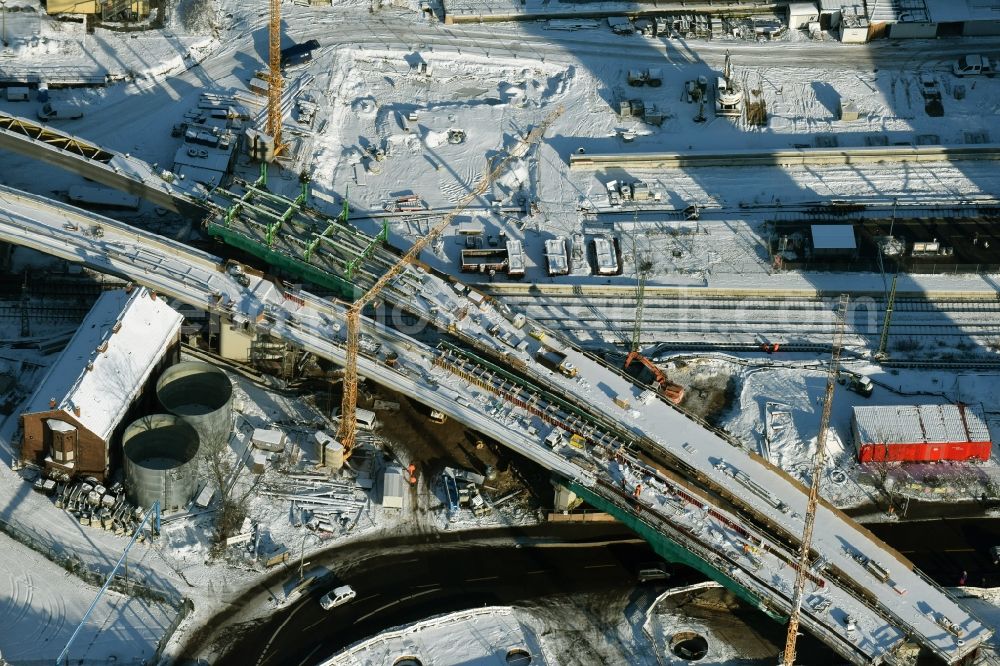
[
  {"xmin": 625, "ymin": 260, "xmax": 684, "ymax": 404},
  {"xmin": 535, "ymin": 348, "xmax": 578, "ymax": 378},
  {"xmin": 335, "ymin": 106, "xmax": 565, "ymax": 456},
  {"xmin": 782, "ymin": 294, "xmax": 849, "ymax": 666},
  {"xmin": 715, "ymin": 51, "xmax": 743, "ymax": 118},
  {"xmin": 627, "ymin": 68, "xmax": 663, "ymax": 87},
  {"xmin": 838, "ymin": 372, "xmax": 873, "ymax": 397}
]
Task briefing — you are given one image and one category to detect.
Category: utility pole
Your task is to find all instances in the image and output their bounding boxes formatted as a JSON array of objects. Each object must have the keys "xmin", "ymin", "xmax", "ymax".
[
  {"xmin": 782, "ymin": 294, "xmax": 848, "ymax": 666},
  {"xmin": 299, "ymin": 531, "xmax": 307, "ymax": 579}
]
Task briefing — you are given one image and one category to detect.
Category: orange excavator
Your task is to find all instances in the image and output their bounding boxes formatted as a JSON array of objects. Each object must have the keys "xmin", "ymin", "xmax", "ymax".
[
  {"xmin": 625, "ymin": 260, "xmax": 684, "ymax": 404},
  {"xmin": 625, "ymin": 350, "xmax": 684, "ymax": 404}
]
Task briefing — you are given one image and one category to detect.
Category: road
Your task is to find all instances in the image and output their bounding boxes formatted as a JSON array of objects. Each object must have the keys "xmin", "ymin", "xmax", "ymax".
[
  {"xmin": 208, "ymin": 515, "xmax": 1000, "ymax": 666},
  {"xmin": 869, "ymin": 517, "xmax": 1000, "ymax": 589},
  {"xmin": 214, "ymin": 536, "xmax": 710, "ymax": 666}
]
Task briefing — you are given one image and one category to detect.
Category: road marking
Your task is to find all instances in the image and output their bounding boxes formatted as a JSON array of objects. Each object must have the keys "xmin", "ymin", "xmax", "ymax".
[
  {"xmin": 583, "ymin": 564, "xmax": 616, "ymax": 570},
  {"xmin": 296, "ymin": 643, "xmax": 323, "ymax": 666},
  {"xmin": 465, "ymin": 575, "xmax": 500, "ymax": 582},
  {"xmin": 354, "ymin": 588, "xmax": 439, "ymax": 624},
  {"xmin": 413, "ymin": 583, "xmax": 438, "ymax": 589},
  {"xmin": 526, "ymin": 569, "xmax": 547, "ymax": 575},
  {"xmin": 301, "ymin": 616, "xmax": 328, "ymax": 632},
  {"xmin": 257, "ymin": 602, "xmax": 308, "ymax": 666}
]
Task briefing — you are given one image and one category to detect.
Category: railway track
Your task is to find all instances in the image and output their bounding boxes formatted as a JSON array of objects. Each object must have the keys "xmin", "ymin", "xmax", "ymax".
[{"xmin": 498, "ymin": 293, "xmax": 1000, "ymax": 348}]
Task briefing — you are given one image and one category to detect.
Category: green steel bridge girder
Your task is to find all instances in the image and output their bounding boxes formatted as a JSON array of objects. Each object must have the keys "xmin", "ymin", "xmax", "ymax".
[
  {"xmin": 206, "ymin": 222, "xmax": 359, "ymax": 300},
  {"xmin": 566, "ymin": 480, "xmax": 786, "ymax": 623},
  {"xmin": 345, "ymin": 221, "xmax": 390, "ymax": 279}
]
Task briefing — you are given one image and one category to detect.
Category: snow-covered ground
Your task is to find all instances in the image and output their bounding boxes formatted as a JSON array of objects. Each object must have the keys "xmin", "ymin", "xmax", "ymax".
[
  {"xmin": 326, "ymin": 606, "xmax": 548, "ymax": 666},
  {"xmin": 0, "ymin": 530, "xmax": 173, "ymax": 663},
  {"xmin": 1, "ymin": 0, "xmax": 1000, "ymax": 662},
  {"xmin": 705, "ymin": 355, "xmax": 1000, "ymax": 509}
]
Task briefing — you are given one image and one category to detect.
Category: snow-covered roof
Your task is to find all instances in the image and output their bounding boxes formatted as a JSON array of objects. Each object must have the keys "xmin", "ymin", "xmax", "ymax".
[
  {"xmin": 811, "ymin": 224, "xmax": 856, "ymax": 249},
  {"xmin": 544, "ymin": 238, "xmax": 568, "ymax": 274},
  {"xmin": 787, "ymin": 2, "xmax": 819, "ymax": 14},
  {"xmin": 926, "ymin": 0, "xmax": 1000, "ymax": 23},
  {"xmin": 23, "ymin": 287, "xmax": 182, "ymax": 443},
  {"xmin": 382, "ymin": 465, "xmax": 405, "ymax": 508},
  {"xmin": 506, "ymin": 240, "xmax": 525, "ymax": 273},
  {"xmin": 853, "ymin": 404, "xmax": 991, "ymax": 445}
]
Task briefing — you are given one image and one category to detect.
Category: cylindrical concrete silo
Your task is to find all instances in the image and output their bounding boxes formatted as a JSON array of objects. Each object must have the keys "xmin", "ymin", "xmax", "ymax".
[
  {"xmin": 123, "ymin": 414, "xmax": 200, "ymax": 512},
  {"xmin": 156, "ymin": 361, "xmax": 234, "ymax": 450}
]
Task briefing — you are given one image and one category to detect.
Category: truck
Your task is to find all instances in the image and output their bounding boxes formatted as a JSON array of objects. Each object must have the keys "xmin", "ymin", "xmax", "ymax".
[
  {"xmin": 627, "ymin": 68, "xmax": 662, "ymax": 87},
  {"xmin": 280, "ymin": 39, "xmax": 321, "ymax": 68},
  {"xmin": 838, "ymin": 372, "xmax": 873, "ymax": 397},
  {"xmin": 37, "ymin": 102, "xmax": 84, "ymax": 121},
  {"xmin": 953, "ymin": 55, "xmax": 995, "ymax": 77},
  {"xmin": 535, "ymin": 349, "xmax": 578, "ymax": 378}
]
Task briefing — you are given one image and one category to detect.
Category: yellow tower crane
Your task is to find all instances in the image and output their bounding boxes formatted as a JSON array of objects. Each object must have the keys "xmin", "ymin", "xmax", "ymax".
[
  {"xmin": 782, "ymin": 293, "xmax": 849, "ymax": 665},
  {"xmin": 335, "ymin": 106, "xmax": 565, "ymax": 454},
  {"xmin": 267, "ymin": 0, "xmax": 284, "ymax": 155}
]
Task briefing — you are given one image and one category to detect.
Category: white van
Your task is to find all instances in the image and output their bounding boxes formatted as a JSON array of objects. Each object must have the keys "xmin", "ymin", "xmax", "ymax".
[
  {"xmin": 37, "ymin": 102, "xmax": 84, "ymax": 120},
  {"xmin": 332, "ymin": 407, "xmax": 378, "ymax": 431},
  {"xmin": 319, "ymin": 585, "xmax": 356, "ymax": 610}
]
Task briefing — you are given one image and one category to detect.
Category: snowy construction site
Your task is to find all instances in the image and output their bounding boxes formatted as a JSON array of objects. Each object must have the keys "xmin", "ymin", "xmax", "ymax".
[{"xmin": 0, "ymin": 0, "xmax": 1000, "ymax": 665}]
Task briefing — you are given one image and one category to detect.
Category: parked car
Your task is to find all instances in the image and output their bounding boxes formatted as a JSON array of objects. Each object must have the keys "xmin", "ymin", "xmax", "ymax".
[
  {"xmin": 37, "ymin": 102, "xmax": 84, "ymax": 121},
  {"xmin": 319, "ymin": 584, "xmax": 356, "ymax": 610}
]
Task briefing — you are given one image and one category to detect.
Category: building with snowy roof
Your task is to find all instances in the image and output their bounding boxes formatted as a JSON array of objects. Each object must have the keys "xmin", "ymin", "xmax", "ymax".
[
  {"xmin": 19, "ymin": 286, "xmax": 183, "ymax": 481},
  {"xmin": 810, "ymin": 224, "xmax": 857, "ymax": 259},
  {"xmin": 852, "ymin": 403, "xmax": 992, "ymax": 463}
]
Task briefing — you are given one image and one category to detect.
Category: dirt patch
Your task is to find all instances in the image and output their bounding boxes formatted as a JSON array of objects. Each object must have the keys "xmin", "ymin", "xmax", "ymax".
[{"xmin": 666, "ymin": 359, "xmax": 739, "ymax": 425}]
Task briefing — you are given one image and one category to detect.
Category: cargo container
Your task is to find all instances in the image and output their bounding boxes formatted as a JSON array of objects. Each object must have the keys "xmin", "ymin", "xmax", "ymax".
[
  {"xmin": 853, "ymin": 403, "xmax": 991, "ymax": 463},
  {"xmin": 505, "ymin": 239, "xmax": 525, "ymax": 278},
  {"xmin": 593, "ymin": 235, "xmax": 620, "ymax": 275},
  {"xmin": 545, "ymin": 237, "xmax": 569, "ymax": 276},
  {"xmin": 7, "ymin": 86, "xmax": 29, "ymax": 102}
]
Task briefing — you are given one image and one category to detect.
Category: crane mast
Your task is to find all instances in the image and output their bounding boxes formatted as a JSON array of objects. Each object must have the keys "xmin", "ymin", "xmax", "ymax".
[
  {"xmin": 267, "ymin": 0, "xmax": 284, "ymax": 155},
  {"xmin": 336, "ymin": 106, "xmax": 566, "ymax": 454},
  {"xmin": 782, "ymin": 293, "xmax": 849, "ymax": 665}
]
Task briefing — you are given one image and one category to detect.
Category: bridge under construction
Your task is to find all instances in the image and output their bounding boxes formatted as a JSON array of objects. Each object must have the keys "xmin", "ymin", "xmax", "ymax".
[
  {"xmin": 0, "ymin": 111, "xmax": 995, "ymax": 665},
  {"xmin": 0, "ymin": 179, "xmax": 992, "ymax": 665}
]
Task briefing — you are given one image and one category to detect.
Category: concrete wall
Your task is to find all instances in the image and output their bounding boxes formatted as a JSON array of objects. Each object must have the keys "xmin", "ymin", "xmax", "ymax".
[
  {"xmin": 889, "ymin": 22, "xmax": 938, "ymax": 39},
  {"xmin": 963, "ymin": 21, "xmax": 1000, "ymax": 36},
  {"xmin": 220, "ymin": 317, "xmax": 253, "ymax": 361}
]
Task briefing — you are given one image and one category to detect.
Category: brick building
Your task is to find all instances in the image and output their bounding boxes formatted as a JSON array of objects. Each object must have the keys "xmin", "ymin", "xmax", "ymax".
[{"xmin": 19, "ymin": 286, "xmax": 182, "ymax": 481}]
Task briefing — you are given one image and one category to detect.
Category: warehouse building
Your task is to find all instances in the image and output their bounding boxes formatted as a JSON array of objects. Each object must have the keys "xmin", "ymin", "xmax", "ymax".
[
  {"xmin": 852, "ymin": 404, "xmax": 992, "ymax": 463},
  {"xmin": 868, "ymin": 0, "xmax": 1000, "ymax": 38},
  {"xmin": 46, "ymin": 0, "xmax": 149, "ymax": 18},
  {"xmin": 19, "ymin": 286, "xmax": 183, "ymax": 481}
]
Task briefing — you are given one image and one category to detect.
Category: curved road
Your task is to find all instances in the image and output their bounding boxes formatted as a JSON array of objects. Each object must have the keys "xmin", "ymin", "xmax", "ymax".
[
  {"xmin": 214, "ymin": 536, "xmax": 704, "ymax": 666},
  {"xmin": 190, "ymin": 516, "xmax": 1000, "ymax": 665}
]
